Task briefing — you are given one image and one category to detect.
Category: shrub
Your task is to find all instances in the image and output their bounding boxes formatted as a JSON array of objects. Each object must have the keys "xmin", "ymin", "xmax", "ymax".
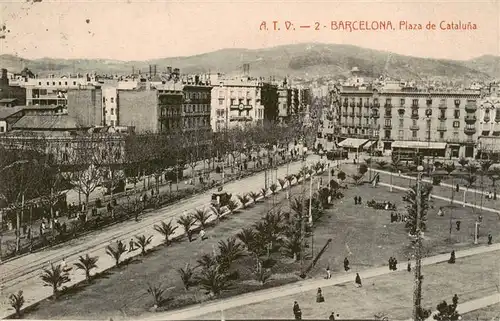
[
  {"xmin": 432, "ymin": 175, "xmax": 442, "ymax": 186},
  {"xmin": 9, "ymin": 291, "xmax": 25, "ymax": 318}
]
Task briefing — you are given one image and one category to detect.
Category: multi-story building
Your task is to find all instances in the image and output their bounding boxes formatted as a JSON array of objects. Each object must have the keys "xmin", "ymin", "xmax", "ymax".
[
  {"xmin": 0, "ymin": 69, "xmax": 26, "ymax": 105},
  {"xmin": 67, "ymin": 85, "xmax": 104, "ymax": 128},
  {"xmin": 476, "ymin": 94, "xmax": 500, "ymax": 160},
  {"xmin": 102, "ymin": 87, "xmax": 118, "ymax": 127},
  {"xmin": 209, "ymin": 74, "xmax": 265, "ymax": 132},
  {"xmin": 118, "ymin": 71, "xmax": 212, "ymax": 135},
  {"xmin": 322, "ymin": 82, "xmax": 482, "ymax": 158},
  {"xmin": 23, "ymin": 74, "xmax": 98, "ymax": 106}
]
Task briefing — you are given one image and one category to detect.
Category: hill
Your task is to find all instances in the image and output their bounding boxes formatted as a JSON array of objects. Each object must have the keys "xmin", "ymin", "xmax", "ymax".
[{"xmin": 0, "ymin": 43, "xmax": 497, "ymax": 81}]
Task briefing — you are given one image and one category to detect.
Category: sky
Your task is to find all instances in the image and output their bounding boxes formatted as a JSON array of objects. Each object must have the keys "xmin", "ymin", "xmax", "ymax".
[{"xmin": 0, "ymin": 0, "xmax": 499, "ymax": 61}]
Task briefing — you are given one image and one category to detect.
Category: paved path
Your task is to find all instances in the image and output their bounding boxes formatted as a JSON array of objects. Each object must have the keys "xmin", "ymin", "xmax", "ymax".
[
  {"xmin": 0, "ymin": 155, "xmax": 322, "ymax": 319},
  {"xmin": 404, "ymin": 293, "xmax": 500, "ymax": 321},
  {"xmin": 140, "ymin": 244, "xmax": 500, "ymax": 321}
]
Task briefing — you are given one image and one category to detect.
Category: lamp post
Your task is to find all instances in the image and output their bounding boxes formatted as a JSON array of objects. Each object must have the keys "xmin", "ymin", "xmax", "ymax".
[{"xmin": 412, "ymin": 165, "xmax": 424, "ymax": 321}]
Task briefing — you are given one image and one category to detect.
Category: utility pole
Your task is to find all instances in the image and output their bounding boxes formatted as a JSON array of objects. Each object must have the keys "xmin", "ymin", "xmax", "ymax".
[{"xmin": 412, "ymin": 165, "xmax": 424, "ymax": 320}]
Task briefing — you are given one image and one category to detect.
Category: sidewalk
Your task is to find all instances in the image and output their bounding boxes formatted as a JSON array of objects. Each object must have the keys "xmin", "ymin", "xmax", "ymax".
[{"xmin": 141, "ymin": 244, "xmax": 500, "ymax": 321}]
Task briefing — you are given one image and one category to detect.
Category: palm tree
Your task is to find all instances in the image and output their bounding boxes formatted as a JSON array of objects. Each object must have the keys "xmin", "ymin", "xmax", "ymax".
[
  {"xmin": 458, "ymin": 157, "xmax": 469, "ymax": 169},
  {"xmin": 196, "ymin": 266, "xmax": 229, "ymax": 297},
  {"xmin": 376, "ymin": 160, "xmax": 388, "ymax": 170},
  {"xmin": 403, "ymin": 183, "xmax": 433, "ymax": 235},
  {"xmin": 237, "ymin": 194, "xmax": 250, "ymax": 209},
  {"xmin": 153, "ymin": 220, "xmax": 178, "ymax": 246},
  {"xmin": 248, "ymin": 191, "xmax": 261, "ymax": 204},
  {"xmin": 177, "ymin": 263, "xmax": 196, "ymax": 291},
  {"xmin": 236, "ymin": 227, "xmax": 256, "ymax": 252},
  {"xmin": 260, "ymin": 187, "xmax": 268, "ymax": 198},
  {"xmin": 193, "ymin": 209, "xmax": 212, "ymax": 229},
  {"xmin": 278, "ymin": 178, "xmax": 286, "ymax": 190},
  {"xmin": 255, "ymin": 268, "xmax": 272, "ymax": 285},
  {"xmin": 282, "ymin": 234, "xmax": 302, "ymax": 261},
  {"xmin": 134, "ymin": 235, "xmax": 153, "ymax": 255},
  {"xmin": 40, "ymin": 263, "xmax": 71, "ymax": 298},
  {"xmin": 74, "ymin": 254, "xmax": 99, "ymax": 283},
  {"xmin": 146, "ymin": 283, "xmax": 165, "ymax": 308},
  {"xmin": 285, "ymin": 174, "xmax": 295, "ymax": 200},
  {"xmin": 196, "ymin": 253, "xmax": 217, "ymax": 270},
  {"xmin": 226, "ymin": 199, "xmax": 239, "ymax": 215},
  {"xmin": 351, "ymin": 173, "xmax": 364, "ymax": 185},
  {"xmin": 9, "ymin": 291, "xmax": 25, "ymax": 318},
  {"xmin": 105, "ymin": 240, "xmax": 128, "ymax": 267},
  {"xmin": 210, "ymin": 204, "xmax": 225, "ymax": 222},
  {"xmin": 269, "ymin": 183, "xmax": 278, "ymax": 195},
  {"xmin": 217, "ymin": 237, "xmax": 245, "ymax": 271},
  {"xmin": 177, "ymin": 214, "xmax": 195, "ymax": 242}
]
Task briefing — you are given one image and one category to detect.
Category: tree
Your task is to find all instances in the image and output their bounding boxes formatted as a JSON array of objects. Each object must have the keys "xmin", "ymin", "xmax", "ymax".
[
  {"xmin": 177, "ymin": 214, "xmax": 195, "ymax": 242},
  {"xmin": 260, "ymin": 187, "xmax": 268, "ymax": 198},
  {"xmin": 236, "ymin": 227, "xmax": 256, "ymax": 252},
  {"xmin": 463, "ymin": 163, "xmax": 478, "ymax": 188},
  {"xmin": 9, "ymin": 291, "xmax": 25, "ymax": 318},
  {"xmin": 269, "ymin": 183, "xmax": 278, "ymax": 195},
  {"xmin": 237, "ymin": 194, "xmax": 250, "ymax": 209},
  {"xmin": 177, "ymin": 263, "xmax": 196, "ymax": 291},
  {"xmin": 443, "ymin": 162, "xmax": 456, "ymax": 176},
  {"xmin": 210, "ymin": 204, "xmax": 225, "ymax": 222},
  {"xmin": 282, "ymin": 234, "xmax": 302, "ymax": 261},
  {"xmin": 134, "ymin": 235, "xmax": 153, "ymax": 255},
  {"xmin": 40, "ymin": 263, "xmax": 71, "ymax": 298},
  {"xmin": 153, "ymin": 220, "xmax": 178, "ymax": 245},
  {"xmin": 196, "ymin": 253, "xmax": 218, "ymax": 270},
  {"xmin": 196, "ymin": 266, "xmax": 230, "ymax": 297},
  {"xmin": 248, "ymin": 191, "xmax": 261, "ymax": 204},
  {"xmin": 147, "ymin": 283, "xmax": 166, "ymax": 308},
  {"xmin": 278, "ymin": 178, "xmax": 286, "ymax": 190},
  {"xmin": 489, "ymin": 167, "xmax": 500, "ymax": 200},
  {"xmin": 193, "ymin": 209, "xmax": 212, "ymax": 229},
  {"xmin": 458, "ymin": 157, "xmax": 468, "ymax": 168},
  {"xmin": 74, "ymin": 254, "xmax": 99, "ymax": 283},
  {"xmin": 226, "ymin": 199, "xmax": 239, "ymax": 215},
  {"xmin": 433, "ymin": 300, "xmax": 460, "ymax": 321},
  {"xmin": 376, "ymin": 160, "xmax": 388, "ymax": 170},
  {"xmin": 105, "ymin": 240, "xmax": 128, "ymax": 266},
  {"xmin": 217, "ymin": 237, "xmax": 245, "ymax": 271},
  {"xmin": 403, "ymin": 183, "xmax": 433, "ymax": 235},
  {"xmin": 358, "ymin": 163, "xmax": 368, "ymax": 176},
  {"xmin": 255, "ymin": 268, "xmax": 272, "ymax": 285},
  {"xmin": 337, "ymin": 170, "xmax": 346, "ymax": 182},
  {"xmin": 351, "ymin": 173, "xmax": 364, "ymax": 185}
]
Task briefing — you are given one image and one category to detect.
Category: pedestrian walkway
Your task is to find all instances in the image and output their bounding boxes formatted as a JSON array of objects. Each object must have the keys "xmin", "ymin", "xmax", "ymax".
[
  {"xmin": 141, "ymin": 244, "xmax": 500, "ymax": 321},
  {"xmin": 404, "ymin": 293, "xmax": 500, "ymax": 321}
]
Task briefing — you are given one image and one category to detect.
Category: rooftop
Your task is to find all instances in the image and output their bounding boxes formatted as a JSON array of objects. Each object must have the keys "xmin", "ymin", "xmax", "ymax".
[
  {"xmin": 12, "ymin": 115, "xmax": 81, "ymax": 130},
  {"xmin": 0, "ymin": 106, "xmax": 24, "ymax": 119}
]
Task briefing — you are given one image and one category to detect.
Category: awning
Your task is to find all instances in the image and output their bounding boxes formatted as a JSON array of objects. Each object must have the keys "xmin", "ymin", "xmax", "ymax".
[
  {"xmin": 363, "ymin": 140, "xmax": 377, "ymax": 149},
  {"xmin": 391, "ymin": 141, "xmax": 447, "ymax": 149},
  {"xmin": 338, "ymin": 138, "xmax": 369, "ymax": 149},
  {"xmin": 478, "ymin": 137, "xmax": 500, "ymax": 151}
]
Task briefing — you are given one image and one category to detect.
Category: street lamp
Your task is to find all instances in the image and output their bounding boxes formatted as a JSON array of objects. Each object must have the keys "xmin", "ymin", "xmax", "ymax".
[{"xmin": 412, "ymin": 165, "xmax": 424, "ymax": 321}]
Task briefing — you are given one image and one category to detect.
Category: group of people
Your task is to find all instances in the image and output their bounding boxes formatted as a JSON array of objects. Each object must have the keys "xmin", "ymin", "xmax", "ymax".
[
  {"xmin": 388, "ymin": 257, "xmax": 398, "ymax": 270},
  {"xmin": 353, "ymin": 196, "xmax": 362, "ymax": 205}
]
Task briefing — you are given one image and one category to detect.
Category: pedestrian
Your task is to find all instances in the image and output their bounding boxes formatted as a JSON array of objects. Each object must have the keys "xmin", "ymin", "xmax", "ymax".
[
  {"xmin": 354, "ymin": 196, "xmax": 358, "ymax": 205},
  {"xmin": 407, "ymin": 258, "xmax": 411, "ymax": 272},
  {"xmin": 488, "ymin": 233, "xmax": 493, "ymax": 245},
  {"xmin": 437, "ymin": 207, "xmax": 443, "ymax": 216},
  {"xmin": 293, "ymin": 301, "xmax": 301, "ymax": 320},
  {"xmin": 448, "ymin": 250, "xmax": 456, "ymax": 264},
  {"xmin": 316, "ymin": 287, "xmax": 325, "ymax": 303},
  {"xmin": 129, "ymin": 238, "xmax": 135, "ymax": 252},
  {"xmin": 358, "ymin": 196, "xmax": 362, "ymax": 204},
  {"xmin": 329, "ymin": 312, "xmax": 336, "ymax": 321},
  {"xmin": 452, "ymin": 294, "xmax": 459, "ymax": 307},
  {"xmin": 326, "ymin": 266, "xmax": 331, "ymax": 279},
  {"xmin": 388, "ymin": 257, "xmax": 393, "ymax": 270},
  {"xmin": 456, "ymin": 221, "xmax": 461, "ymax": 231},
  {"xmin": 343, "ymin": 257, "xmax": 350, "ymax": 272},
  {"xmin": 393, "ymin": 257, "xmax": 398, "ymax": 270},
  {"xmin": 355, "ymin": 273, "xmax": 362, "ymax": 287}
]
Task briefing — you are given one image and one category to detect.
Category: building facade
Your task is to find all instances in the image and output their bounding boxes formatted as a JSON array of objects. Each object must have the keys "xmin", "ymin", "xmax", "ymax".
[{"xmin": 319, "ymin": 83, "xmax": 482, "ymax": 158}]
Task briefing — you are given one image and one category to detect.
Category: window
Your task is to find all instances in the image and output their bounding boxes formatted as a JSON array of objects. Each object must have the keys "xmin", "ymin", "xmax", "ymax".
[
  {"xmin": 46, "ymin": 82, "xmax": 50, "ymax": 85},
  {"xmin": 412, "ymin": 119, "xmax": 417, "ymax": 126},
  {"xmin": 111, "ymin": 108, "xmax": 114, "ymax": 115},
  {"xmin": 385, "ymin": 119, "xmax": 391, "ymax": 126},
  {"xmin": 454, "ymin": 110, "xmax": 460, "ymax": 119},
  {"xmin": 398, "ymin": 130, "xmax": 404, "ymax": 139},
  {"xmin": 439, "ymin": 132, "xmax": 444, "ymax": 139},
  {"xmin": 52, "ymin": 82, "xmax": 55, "ymax": 85},
  {"xmin": 103, "ymin": 97, "xmax": 106, "ymax": 103},
  {"xmin": 73, "ymin": 81, "xmax": 76, "ymax": 85},
  {"xmin": 453, "ymin": 131, "xmax": 459, "ymax": 139},
  {"xmin": 0, "ymin": 126, "xmax": 4, "ymax": 133},
  {"xmin": 412, "ymin": 131, "xmax": 417, "ymax": 138},
  {"xmin": 58, "ymin": 82, "xmax": 61, "ymax": 85},
  {"xmin": 110, "ymin": 97, "xmax": 114, "ymax": 103},
  {"xmin": 110, "ymin": 120, "xmax": 114, "ymax": 126},
  {"xmin": 219, "ymin": 99, "xmax": 224, "ymax": 105},
  {"xmin": 454, "ymin": 99, "xmax": 460, "ymax": 105},
  {"xmin": 65, "ymin": 82, "xmax": 68, "ymax": 85},
  {"xmin": 400, "ymin": 98, "xmax": 405, "ymax": 106},
  {"xmin": 399, "ymin": 119, "xmax": 404, "ymax": 127},
  {"xmin": 453, "ymin": 121, "xmax": 460, "ymax": 128},
  {"xmin": 384, "ymin": 130, "xmax": 391, "ymax": 139},
  {"xmin": 38, "ymin": 82, "xmax": 42, "ymax": 85},
  {"xmin": 412, "ymin": 99, "xmax": 418, "ymax": 107}
]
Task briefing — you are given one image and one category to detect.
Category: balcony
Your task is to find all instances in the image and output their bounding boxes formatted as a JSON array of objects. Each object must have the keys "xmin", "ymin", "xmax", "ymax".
[
  {"xmin": 355, "ymin": 113, "xmax": 362, "ymax": 117},
  {"xmin": 384, "ymin": 124, "xmax": 392, "ymax": 130},
  {"xmin": 373, "ymin": 102, "xmax": 380, "ymax": 108},
  {"xmin": 464, "ymin": 127, "xmax": 476, "ymax": 135},
  {"xmin": 348, "ymin": 112, "xmax": 355, "ymax": 117},
  {"xmin": 410, "ymin": 125, "xmax": 420, "ymax": 130},
  {"xmin": 437, "ymin": 126, "xmax": 447, "ymax": 131},
  {"xmin": 371, "ymin": 113, "xmax": 380, "ymax": 118},
  {"xmin": 343, "ymin": 101, "xmax": 348, "ymax": 107},
  {"xmin": 356, "ymin": 102, "xmax": 362, "ymax": 107},
  {"xmin": 411, "ymin": 113, "xmax": 419, "ymax": 119},
  {"xmin": 364, "ymin": 102, "xmax": 370, "ymax": 107},
  {"xmin": 426, "ymin": 99, "xmax": 433, "ymax": 106},
  {"xmin": 384, "ymin": 103, "xmax": 392, "ymax": 108},
  {"xmin": 229, "ymin": 115, "xmax": 253, "ymax": 121},
  {"xmin": 464, "ymin": 115, "xmax": 477, "ymax": 124},
  {"xmin": 465, "ymin": 103, "xmax": 477, "ymax": 112},
  {"xmin": 230, "ymin": 104, "xmax": 253, "ymax": 110},
  {"xmin": 439, "ymin": 104, "xmax": 447, "ymax": 110},
  {"xmin": 411, "ymin": 105, "xmax": 419, "ymax": 109},
  {"xmin": 438, "ymin": 115, "xmax": 447, "ymax": 120},
  {"xmin": 350, "ymin": 102, "xmax": 355, "ymax": 107},
  {"xmin": 384, "ymin": 112, "xmax": 392, "ymax": 118}
]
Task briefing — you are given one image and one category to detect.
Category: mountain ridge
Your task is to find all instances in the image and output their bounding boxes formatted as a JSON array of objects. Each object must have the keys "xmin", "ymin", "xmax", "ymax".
[{"xmin": 1, "ymin": 43, "xmax": 499, "ymax": 81}]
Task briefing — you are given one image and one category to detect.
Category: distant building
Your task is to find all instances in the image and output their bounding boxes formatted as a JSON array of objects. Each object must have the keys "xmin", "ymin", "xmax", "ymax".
[
  {"xmin": 0, "ymin": 105, "xmax": 66, "ymax": 133},
  {"xmin": 0, "ymin": 69, "xmax": 26, "ymax": 105},
  {"xmin": 67, "ymin": 85, "xmax": 104, "ymax": 128}
]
